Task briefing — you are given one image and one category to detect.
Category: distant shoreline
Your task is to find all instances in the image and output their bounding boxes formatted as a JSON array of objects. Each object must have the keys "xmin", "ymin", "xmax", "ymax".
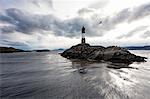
[
  {"xmin": 0, "ymin": 47, "xmax": 51, "ymax": 53},
  {"xmin": 0, "ymin": 47, "xmax": 26, "ymax": 53},
  {"xmin": 124, "ymin": 46, "xmax": 150, "ymax": 50},
  {"xmin": 0, "ymin": 46, "xmax": 150, "ymax": 53}
]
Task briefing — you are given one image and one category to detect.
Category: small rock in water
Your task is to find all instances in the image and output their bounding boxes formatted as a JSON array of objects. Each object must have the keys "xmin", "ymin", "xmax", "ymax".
[{"xmin": 78, "ymin": 68, "xmax": 87, "ymax": 74}]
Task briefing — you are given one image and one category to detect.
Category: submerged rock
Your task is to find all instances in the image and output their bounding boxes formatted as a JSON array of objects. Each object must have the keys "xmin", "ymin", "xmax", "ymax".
[{"xmin": 61, "ymin": 43, "xmax": 147, "ymax": 63}]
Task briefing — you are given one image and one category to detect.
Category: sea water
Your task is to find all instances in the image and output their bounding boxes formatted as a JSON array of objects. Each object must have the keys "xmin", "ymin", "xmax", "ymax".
[{"xmin": 0, "ymin": 50, "xmax": 150, "ymax": 99}]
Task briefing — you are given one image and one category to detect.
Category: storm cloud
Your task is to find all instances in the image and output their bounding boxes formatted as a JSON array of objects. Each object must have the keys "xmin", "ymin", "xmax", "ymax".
[
  {"xmin": 0, "ymin": 2, "xmax": 150, "ymax": 37},
  {"xmin": 0, "ymin": 8, "xmax": 99, "ymax": 37},
  {"xmin": 0, "ymin": 0, "xmax": 149, "ymax": 49}
]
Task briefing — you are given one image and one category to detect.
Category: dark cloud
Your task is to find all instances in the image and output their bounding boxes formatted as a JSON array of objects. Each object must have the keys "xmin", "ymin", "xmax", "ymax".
[
  {"xmin": 0, "ymin": 8, "xmax": 57, "ymax": 34},
  {"xmin": 0, "ymin": 3, "xmax": 150, "ymax": 38},
  {"xmin": 117, "ymin": 26, "xmax": 148, "ymax": 39},
  {"xmin": 129, "ymin": 3, "xmax": 150, "ymax": 22},
  {"xmin": 0, "ymin": 8, "xmax": 97, "ymax": 37},
  {"xmin": 0, "ymin": 26, "xmax": 16, "ymax": 33},
  {"xmin": 0, "ymin": 14, "xmax": 16, "ymax": 24}
]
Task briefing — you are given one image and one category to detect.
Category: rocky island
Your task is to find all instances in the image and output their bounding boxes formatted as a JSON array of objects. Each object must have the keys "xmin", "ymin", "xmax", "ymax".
[
  {"xmin": 61, "ymin": 27, "xmax": 147, "ymax": 64},
  {"xmin": 61, "ymin": 43, "xmax": 147, "ymax": 64}
]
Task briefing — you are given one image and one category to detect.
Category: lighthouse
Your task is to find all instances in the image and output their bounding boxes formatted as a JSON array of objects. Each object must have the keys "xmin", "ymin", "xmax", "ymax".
[{"xmin": 81, "ymin": 26, "xmax": 86, "ymax": 44}]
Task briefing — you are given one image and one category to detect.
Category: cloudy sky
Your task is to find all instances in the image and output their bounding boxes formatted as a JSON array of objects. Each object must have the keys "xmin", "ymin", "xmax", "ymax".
[{"xmin": 0, "ymin": 0, "xmax": 150, "ymax": 50}]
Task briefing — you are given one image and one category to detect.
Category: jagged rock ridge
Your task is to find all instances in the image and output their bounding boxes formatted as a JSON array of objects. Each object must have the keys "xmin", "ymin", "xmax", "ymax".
[{"xmin": 61, "ymin": 43, "xmax": 147, "ymax": 63}]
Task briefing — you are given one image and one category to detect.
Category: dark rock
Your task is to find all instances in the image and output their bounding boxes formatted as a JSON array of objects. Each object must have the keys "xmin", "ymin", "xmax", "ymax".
[
  {"xmin": 61, "ymin": 43, "xmax": 147, "ymax": 63},
  {"xmin": 78, "ymin": 68, "xmax": 87, "ymax": 74}
]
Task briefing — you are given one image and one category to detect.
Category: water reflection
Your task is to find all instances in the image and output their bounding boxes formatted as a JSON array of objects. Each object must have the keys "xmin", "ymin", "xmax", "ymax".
[
  {"xmin": 71, "ymin": 60, "xmax": 90, "ymax": 74},
  {"xmin": 70, "ymin": 59, "xmax": 141, "ymax": 99}
]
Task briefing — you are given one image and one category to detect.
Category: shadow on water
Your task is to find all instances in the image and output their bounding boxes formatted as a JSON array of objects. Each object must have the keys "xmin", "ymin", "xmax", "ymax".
[{"xmin": 71, "ymin": 59, "xmax": 137, "ymax": 73}]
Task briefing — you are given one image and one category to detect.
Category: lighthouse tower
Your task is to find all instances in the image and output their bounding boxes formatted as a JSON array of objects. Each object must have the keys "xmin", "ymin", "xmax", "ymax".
[{"xmin": 81, "ymin": 26, "xmax": 86, "ymax": 44}]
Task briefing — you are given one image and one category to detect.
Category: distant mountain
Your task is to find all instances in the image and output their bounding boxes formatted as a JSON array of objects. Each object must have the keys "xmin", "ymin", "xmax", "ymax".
[
  {"xmin": 0, "ymin": 47, "xmax": 26, "ymax": 53},
  {"xmin": 124, "ymin": 46, "xmax": 150, "ymax": 50}
]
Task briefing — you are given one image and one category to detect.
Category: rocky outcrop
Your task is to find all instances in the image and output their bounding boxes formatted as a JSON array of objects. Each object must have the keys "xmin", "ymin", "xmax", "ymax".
[{"xmin": 61, "ymin": 43, "xmax": 147, "ymax": 63}]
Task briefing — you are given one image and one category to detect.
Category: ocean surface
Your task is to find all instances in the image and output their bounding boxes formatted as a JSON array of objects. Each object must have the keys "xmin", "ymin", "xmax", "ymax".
[{"xmin": 0, "ymin": 50, "xmax": 150, "ymax": 99}]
